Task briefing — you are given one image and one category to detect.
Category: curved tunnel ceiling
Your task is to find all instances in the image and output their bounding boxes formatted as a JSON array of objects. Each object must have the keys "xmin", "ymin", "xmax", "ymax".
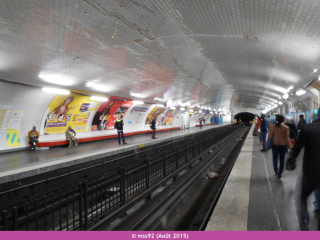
[{"xmin": 1, "ymin": 0, "xmax": 320, "ymax": 113}]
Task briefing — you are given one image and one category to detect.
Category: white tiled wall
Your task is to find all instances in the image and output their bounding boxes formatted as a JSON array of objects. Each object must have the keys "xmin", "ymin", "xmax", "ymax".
[
  {"xmin": 0, "ymin": 81, "xmax": 54, "ymax": 151},
  {"xmin": 0, "ymin": 81, "xmax": 182, "ymax": 151}
]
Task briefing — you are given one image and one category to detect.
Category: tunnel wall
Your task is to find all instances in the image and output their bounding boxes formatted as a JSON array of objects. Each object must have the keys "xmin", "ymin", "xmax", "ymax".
[{"xmin": 0, "ymin": 81, "xmax": 182, "ymax": 152}]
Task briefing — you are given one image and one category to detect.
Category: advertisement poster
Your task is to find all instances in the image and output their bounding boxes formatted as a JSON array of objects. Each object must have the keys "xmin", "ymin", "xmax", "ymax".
[
  {"xmin": 91, "ymin": 100, "xmax": 133, "ymax": 131},
  {"xmin": 44, "ymin": 93, "xmax": 101, "ymax": 134},
  {"xmin": 159, "ymin": 108, "xmax": 178, "ymax": 126},
  {"xmin": 7, "ymin": 110, "xmax": 24, "ymax": 147},
  {"xmin": 145, "ymin": 106, "xmax": 166, "ymax": 125},
  {"xmin": 0, "ymin": 108, "xmax": 8, "ymax": 129},
  {"xmin": 131, "ymin": 107, "xmax": 148, "ymax": 112}
]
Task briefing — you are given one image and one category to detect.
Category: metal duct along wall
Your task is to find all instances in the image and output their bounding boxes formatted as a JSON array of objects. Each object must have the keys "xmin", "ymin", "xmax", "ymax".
[{"xmin": 0, "ymin": 124, "xmax": 244, "ymax": 231}]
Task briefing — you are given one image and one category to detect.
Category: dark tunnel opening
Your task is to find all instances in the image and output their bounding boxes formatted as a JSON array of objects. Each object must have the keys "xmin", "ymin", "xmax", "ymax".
[{"xmin": 234, "ymin": 112, "xmax": 255, "ymax": 123}]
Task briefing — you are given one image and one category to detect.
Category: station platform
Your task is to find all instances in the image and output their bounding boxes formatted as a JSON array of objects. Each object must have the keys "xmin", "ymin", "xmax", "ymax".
[
  {"xmin": 0, "ymin": 124, "xmax": 228, "ymax": 185},
  {"xmin": 206, "ymin": 126, "xmax": 319, "ymax": 231}
]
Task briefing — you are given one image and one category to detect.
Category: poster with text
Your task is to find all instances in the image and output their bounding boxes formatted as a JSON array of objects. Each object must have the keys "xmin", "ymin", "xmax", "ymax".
[
  {"xmin": 145, "ymin": 106, "xmax": 166, "ymax": 125},
  {"xmin": 91, "ymin": 100, "xmax": 133, "ymax": 131},
  {"xmin": 44, "ymin": 93, "xmax": 101, "ymax": 134},
  {"xmin": 7, "ymin": 110, "xmax": 24, "ymax": 147}
]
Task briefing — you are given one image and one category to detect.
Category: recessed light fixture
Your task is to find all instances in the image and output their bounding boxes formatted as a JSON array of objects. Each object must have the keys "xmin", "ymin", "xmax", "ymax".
[
  {"xmin": 296, "ymin": 90, "xmax": 306, "ymax": 96},
  {"xmin": 42, "ymin": 87, "xmax": 70, "ymax": 95},
  {"xmin": 39, "ymin": 74, "xmax": 74, "ymax": 86},
  {"xmin": 90, "ymin": 96, "xmax": 108, "ymax": 101},
  {"xmin": 132, "ymin": 100, "xmax": 144, "ymax": 104}
]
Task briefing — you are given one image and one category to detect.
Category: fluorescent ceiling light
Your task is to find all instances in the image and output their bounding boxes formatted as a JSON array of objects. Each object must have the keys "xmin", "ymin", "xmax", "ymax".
[
  {"xmin": 314, "ymin": 69, "xmax": 318, "ymax": 72},
  {"xmin": 157, "ymin": 104, "xmax": 164, "ymax": 107},
  {"xmin": 189, "ymin": 109, "xmax": 194, "ymax": 112},
  {"xmin": 287, "ymin": 86, "xmax": 294, "ymax": 92},
  {"xmin": 186, "ymin": 102, "xmax": 191, "ymax": 106},
  {"xmin": 218, "ymin": 108, "xmax": 221, "ymax": 111},
  {"xmin": 131, "ymin": 93, "xmax": 142, "ymax": 97},
  {"xmin": 42, "ymin": 87, "xmax": 70, "ymax": 95},
  {"xmin": 90, "ymin": 96, "xmax": 108, "ymax": 101},
  {"xmin": 296, "ymin": 90, "xmax": 306, "ymax": 96},
  {"xmin": 167, "ymin": 99, "xmax": 172, "ymax": 102},
  {"xmin": 154, "ymin": 98, "xmax": 165, "ymax": 102},
  {"xmin": 39, "ymin": 74, "xmax": 74, "ymax": 86},
  {"xmin": 86, "ymin": 82, "xmax": 109, "ymax": 92},
  {"xmin": 283, "ymin": 93, "xmax": 289, "ymax": 99},
  {"xmin": 180, "ymin": 107, "xmax": 185, "ymax": 110},
  {"xmin": 197, "ymin": 105, "xmax": 200, "ymax": 108},
  {"xmin": 132, "ymin": 100, "xmax": 144, "ymax": 104},
  {"xmin": 199, "ymin": 110, "xmax": 202, "ymax": 113},
  {"xmin": 170, "ymin": 107, "xmax": 176, "ymax": 110},
  {"xmin": 278, "ymin": 102, "xmax": 283, "ymax": 105},
  {"xmin": 210, "ymin": 112, "xmax": 213, "ymax": 114},
  {"xmin": 201, "ymin": 107, "xmax": 205, "ymax": 109},
  {"xmin": 274, "ymin": 104, "xmax": 278, "ymax": 108},
  {"xmin": 209, "ymin": 107, "xmax": 211, "ymax": 110}
]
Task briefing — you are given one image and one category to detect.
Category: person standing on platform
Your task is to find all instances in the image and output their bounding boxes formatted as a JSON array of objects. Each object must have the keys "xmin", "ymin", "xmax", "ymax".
[
  {"xmin": 199, "ymin": 117, "xmax": 203, "ymax": 129},
  {"xmin": 28, "ymin": 126, "xmax": 39, "ymax": 151},
  {"xmin": 151, "ymin": 116, "xmax": 156, "ymax": 139},
  {"xmin": 254, "ymin": 116, "xmax": 262, "ymax": 144},
  {"xmin": 114, "ymin": 115, "xmax": 127, "ymax": 145},
  {"xmin": 289, "ymin": 111, "xmax": 320, "ymax": 230},
  {"xmin": 203, "ymin": 117, "xmax": 206, "ymax": 127},
  {"xmin": 266, "ymin": 114, "xmax": 292, "ymax": 178},
  {"xmin": 260, "ymin": 114, "xmax": 268, "ymax": 152},
  {"xmin": 297, "ymin": 114, "xmax": 306, "ymax": 134}
]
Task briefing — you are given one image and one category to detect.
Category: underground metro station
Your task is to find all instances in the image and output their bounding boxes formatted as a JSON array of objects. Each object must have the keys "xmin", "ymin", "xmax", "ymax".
[{"xmin": 0, "ymin": 0, "xmax": 320, "ymax": 233}]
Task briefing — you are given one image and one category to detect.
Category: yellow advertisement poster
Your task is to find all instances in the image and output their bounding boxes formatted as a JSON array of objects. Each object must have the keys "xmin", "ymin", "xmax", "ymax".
[
  {"xmin": 44, "ymin": 92, "xmax": 102, "ymax": 134},
  {"xmin": 7, "ymin": 110, "xmax": 24, "ymax": 147}
]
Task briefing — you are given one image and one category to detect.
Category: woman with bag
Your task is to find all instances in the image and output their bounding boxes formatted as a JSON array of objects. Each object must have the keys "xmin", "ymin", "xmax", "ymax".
[{"xmin": 266, "ymin": 114, "xmax": 292, "ymax": 179}]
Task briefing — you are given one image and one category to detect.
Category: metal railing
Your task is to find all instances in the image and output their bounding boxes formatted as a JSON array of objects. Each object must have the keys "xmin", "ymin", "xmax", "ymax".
[{"xmin": 0, "ymin": 124, "xmax": 243, "ymax": 230}]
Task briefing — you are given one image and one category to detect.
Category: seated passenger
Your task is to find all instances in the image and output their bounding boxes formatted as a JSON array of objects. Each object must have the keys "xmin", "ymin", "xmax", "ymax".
[
  {"xmin": 65, "ymin": 126, "xmax": 78, "ymax": 147},
  {"xmin": 28, "ymin": 126, "xmax": 39, "ymax": 151}
]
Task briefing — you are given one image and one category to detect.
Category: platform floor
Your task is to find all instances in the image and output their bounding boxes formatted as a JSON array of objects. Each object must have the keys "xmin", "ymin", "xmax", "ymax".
[
  {"xmin": 206, "ymin": 125, "xmax": 319, "ymax": 231},
  {"xmin": 0, "ymin": 124, "xmax": 228, "ymax": 183}
]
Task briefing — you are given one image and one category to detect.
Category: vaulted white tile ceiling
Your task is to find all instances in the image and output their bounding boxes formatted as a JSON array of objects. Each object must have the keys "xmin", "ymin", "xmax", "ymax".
[{"xmin": 1, "ymin": 0, "xmax": 320, "ymax": 112}]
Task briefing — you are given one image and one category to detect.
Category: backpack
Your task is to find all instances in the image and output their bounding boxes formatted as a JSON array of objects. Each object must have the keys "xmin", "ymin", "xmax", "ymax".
[{"xmin": 114, "ymin": 121, "xmax": 118, "ymax": 129}]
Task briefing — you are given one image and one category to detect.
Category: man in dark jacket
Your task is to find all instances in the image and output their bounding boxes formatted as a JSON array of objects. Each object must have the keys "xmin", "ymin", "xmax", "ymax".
[
  {"xmin": 151, "ymin": 117, "xmax": 156, "ymax": 139},
  {"xmin": 290, "ymin": 115, "xmax": 320, "ymax": 230},
  {"xmin": 114, "ymin": 115, "xmax": 127, "ymax": 145},
  {"xmin": 297, "ymin": 114, "xmax": 306, "ymax": 132},
  {"xmin": 260, "ymin": 114, "xmax": 268, "ymax": 152}
]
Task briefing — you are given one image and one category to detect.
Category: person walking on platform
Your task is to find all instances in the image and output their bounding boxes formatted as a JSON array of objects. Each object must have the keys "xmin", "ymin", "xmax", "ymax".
[
  {"xmin": 151, "ymin": 116, "xmax": 156, "ymax": 139},
  {"xmin": 285, "ymin": 117, "xmax": 298, "ymax": 146},
  {"xmin": 289, "ymin": 111, "xmax": 320, "ymax": 230},
  {"xmin": 254, "ymin": 116, "xmax": 262, "ymax": 144},
  {"xmin": 297, "ymin": 114, "xmax": 306, "ymax": 134},
  {"xmin": 114, "ymin": 115, "xmax": 127, "ymax": 145},
  {"xmin": 28, "ymin": 126, "xmax": 39, "ymax": 151},
  {"xmin": 266, "ymin": 114, "xmax": 292, "ymax": 178},
  {"xmin": 260, "ymin": 114, "xmax": 268, "ymax": 152},
  {"xmin": 199, "ymin": 117, "xmax": 203, "ymax": 129}
]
